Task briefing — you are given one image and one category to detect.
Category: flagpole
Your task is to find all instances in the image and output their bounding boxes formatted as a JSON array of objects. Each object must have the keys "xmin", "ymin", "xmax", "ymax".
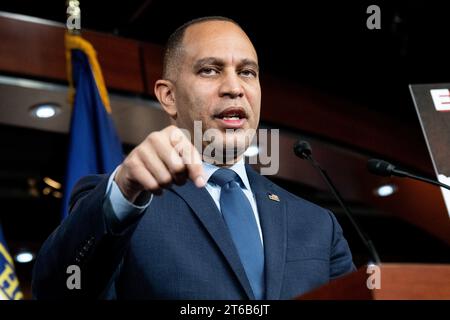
[{"xmin": 61, "ymin": 1, "xmax": 124, "ymax": 219}]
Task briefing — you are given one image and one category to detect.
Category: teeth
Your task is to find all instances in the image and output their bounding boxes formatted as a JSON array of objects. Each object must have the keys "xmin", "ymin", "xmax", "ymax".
[{"xmin": 223, "ymin": 116, "xmax": 240, "ymax": 120}]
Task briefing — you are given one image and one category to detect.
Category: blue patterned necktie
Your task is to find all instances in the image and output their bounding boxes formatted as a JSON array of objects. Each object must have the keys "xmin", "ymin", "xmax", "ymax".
[{"xmin": 209, "ymin": 168, "xmax": 265, "ymax": 299}]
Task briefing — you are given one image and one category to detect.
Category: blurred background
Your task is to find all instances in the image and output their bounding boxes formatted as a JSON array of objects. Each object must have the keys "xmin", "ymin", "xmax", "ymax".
[{"xmin": 0, "ymin": 0, "xmax": 449, "ymax": 298}]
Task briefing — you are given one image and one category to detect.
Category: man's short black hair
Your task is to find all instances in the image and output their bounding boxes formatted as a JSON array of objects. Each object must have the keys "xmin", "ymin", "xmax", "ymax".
[{"xmin": 162, "ymin": 16, "xmax": 241, "ymax": 80}]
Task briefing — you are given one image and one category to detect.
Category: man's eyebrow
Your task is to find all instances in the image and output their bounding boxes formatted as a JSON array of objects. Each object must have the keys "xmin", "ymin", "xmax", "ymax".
[
  {"xmin": 193, "ymin": 57, "xmax": 225, "ymax": 70},
  {"xmin": 193, "ymin": 57, "xmax": 259, "ymax": 71},
  {"xmin": 238, "ymin": 59, "xmax": 259, "ymax": 72}
]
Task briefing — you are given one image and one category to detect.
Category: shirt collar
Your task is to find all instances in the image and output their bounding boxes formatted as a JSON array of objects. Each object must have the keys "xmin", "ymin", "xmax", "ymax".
[{"xmin": 203, "ymin": 158, "xmax": 251, "ymax": 190}]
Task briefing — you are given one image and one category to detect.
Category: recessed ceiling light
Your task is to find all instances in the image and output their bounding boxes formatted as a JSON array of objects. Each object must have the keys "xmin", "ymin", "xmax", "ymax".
[
  {"xmin": 29, "ymin": 103, "xmax": 61, "ymax": 119},
  {"xmin": 15, "ymin": 251, "xmax": 35, "ymax": 264},
  {"xmin": 375, "ymin": 184, "xmax": 397, "ymax": 197}
]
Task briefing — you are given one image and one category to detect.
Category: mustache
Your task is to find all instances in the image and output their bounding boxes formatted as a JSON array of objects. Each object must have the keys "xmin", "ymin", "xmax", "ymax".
[{"xmin": 213, "ymin": 106, "xmax": 249, "ymax": 119}]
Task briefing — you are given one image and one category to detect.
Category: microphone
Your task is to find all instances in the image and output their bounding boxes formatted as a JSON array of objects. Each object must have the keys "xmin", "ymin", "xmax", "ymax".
[
  {"xmin": 293, "ymin": 140, "xmax": 381, "ymax": 265},
  {"xmin": 367, "ymin": 159, "xmax": 450, "ymax": 191},
  {"xmin": 293, "ymin": 140, "xmax": 312, "ymax": 159}
]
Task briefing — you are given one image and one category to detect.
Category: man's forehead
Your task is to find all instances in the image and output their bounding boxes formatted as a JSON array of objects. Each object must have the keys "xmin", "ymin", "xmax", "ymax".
[
  {"xmin": 184, "ymin": 20, "xmax": 242, "ymax": 36},
  {"xmin": 182, "ymin": 21, "xmax": 257, "ymax": 61}
]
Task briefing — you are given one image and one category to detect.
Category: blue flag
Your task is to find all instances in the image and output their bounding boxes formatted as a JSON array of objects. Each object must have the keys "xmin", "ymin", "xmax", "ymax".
[
  {"xmin": 62, "ymin": 34, "xmax": 124, "ymax": 219},
  {"xmin": 0, "ymin": 226, "xmax": 23, "ymax": 300}
]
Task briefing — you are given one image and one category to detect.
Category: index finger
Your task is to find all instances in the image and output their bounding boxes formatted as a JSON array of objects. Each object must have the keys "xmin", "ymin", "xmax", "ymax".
[{"xmin": 170, "ymin": 129, "xmax": 205, "ymax": 188}]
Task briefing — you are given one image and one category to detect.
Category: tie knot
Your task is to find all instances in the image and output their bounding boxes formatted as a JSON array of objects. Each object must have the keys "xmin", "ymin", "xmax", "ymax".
[{"xmin": 209, "ymin": 168, "xmax": 240, "ymax": 187}]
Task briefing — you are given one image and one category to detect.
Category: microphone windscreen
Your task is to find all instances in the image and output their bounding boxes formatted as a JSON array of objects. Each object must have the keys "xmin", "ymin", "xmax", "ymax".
[
  {"xmin": 367, "ymin": 159, "xmax": 393, "ymax": 176},
  {"xmin": 293, "ymin": 140, "xmax": 312, "ymax": 159}
]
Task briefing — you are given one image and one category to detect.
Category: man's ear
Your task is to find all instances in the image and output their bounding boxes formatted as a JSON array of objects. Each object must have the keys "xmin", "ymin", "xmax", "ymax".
[{"xmin": 154, "ymin": 79, "xmax": 177, "ymax": 118}]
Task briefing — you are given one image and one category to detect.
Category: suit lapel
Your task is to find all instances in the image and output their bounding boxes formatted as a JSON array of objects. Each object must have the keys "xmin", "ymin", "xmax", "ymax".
[
  {"xmin": 171, "ymin": 181, "xmax": 255, "ymax": 299},
  {"xmin": 246, "ymin": 165, "xmax": 287, "ymax": 300}
]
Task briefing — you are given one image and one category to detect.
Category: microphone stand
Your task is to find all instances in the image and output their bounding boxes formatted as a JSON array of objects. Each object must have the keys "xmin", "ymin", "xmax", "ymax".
[{"xmin": 305, "ymin": 153, "xmax": 381, "ymax": 265}]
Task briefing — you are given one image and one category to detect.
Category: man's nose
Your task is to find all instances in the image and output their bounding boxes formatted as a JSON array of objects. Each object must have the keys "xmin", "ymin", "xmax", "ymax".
[{"xmin": 219, "ymin": 72, "xmax": 244, "ymax": 99}]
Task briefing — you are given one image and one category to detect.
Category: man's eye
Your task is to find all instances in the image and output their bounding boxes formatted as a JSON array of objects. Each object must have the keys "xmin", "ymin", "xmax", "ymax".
[
  {"xmin": 239, "ymin": 69, "xmax": 257, "ymax": 78},
  {"xmin": 199, "ymin": 68, "xmax": 219, "ymax": 76}
]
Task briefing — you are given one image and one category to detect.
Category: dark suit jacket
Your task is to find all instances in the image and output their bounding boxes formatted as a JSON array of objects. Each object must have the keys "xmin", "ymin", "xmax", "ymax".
[{"xmin": 32, "ymin": 165, "xmax": 355, "ymax": 299}]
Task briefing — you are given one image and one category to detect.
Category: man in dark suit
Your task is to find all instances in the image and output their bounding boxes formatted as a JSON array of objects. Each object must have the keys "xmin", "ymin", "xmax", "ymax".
[{"xmin": 32, "ymin": 16, "xmax": 355, "ymax": 299}]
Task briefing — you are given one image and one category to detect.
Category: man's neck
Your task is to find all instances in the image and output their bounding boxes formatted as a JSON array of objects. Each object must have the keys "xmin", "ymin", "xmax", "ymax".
[{"xmin": 203, "ymin": 154, "xmax": 244, "ymax": 168}]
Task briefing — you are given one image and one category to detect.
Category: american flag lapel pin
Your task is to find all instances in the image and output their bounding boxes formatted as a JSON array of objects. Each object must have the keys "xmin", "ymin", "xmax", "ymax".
[{"xmin": 268, "ymin": 193, "xmax": 280, "ymax": 202}]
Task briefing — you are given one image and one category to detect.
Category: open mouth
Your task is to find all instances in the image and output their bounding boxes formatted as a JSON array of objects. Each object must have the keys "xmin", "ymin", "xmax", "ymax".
[
  {"xmin": 214, "ymin": 107, "xmax": 248, "ymax": 128},
  {"xmin": 214, "ymin": 107, "xmax": 247, "ymax": 129}
]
